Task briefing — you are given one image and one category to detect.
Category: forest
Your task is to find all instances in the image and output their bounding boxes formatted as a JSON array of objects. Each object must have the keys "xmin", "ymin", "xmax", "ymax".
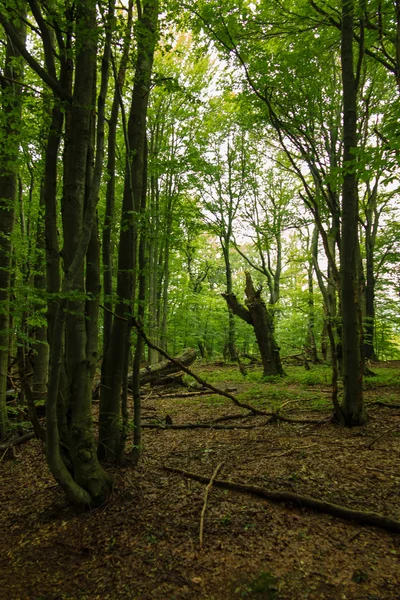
[{"xmin": 1, "ymin": 0, "xmax": 400, "ymax": 598}]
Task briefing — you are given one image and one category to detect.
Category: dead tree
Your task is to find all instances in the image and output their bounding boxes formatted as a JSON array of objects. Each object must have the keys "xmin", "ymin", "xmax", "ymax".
[
  {"xmin": 134, "ymin": 347, "xmax": 197, "ymax": 386},
  {"xmin": 222, "ymin": 273, "xmax": 283, "ymax": 377}
]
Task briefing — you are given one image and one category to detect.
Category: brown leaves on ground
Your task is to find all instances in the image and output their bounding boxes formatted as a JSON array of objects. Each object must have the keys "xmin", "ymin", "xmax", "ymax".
[{"xmin": 1, "ymin": 364, "xmax": 400, "ymax": 599}]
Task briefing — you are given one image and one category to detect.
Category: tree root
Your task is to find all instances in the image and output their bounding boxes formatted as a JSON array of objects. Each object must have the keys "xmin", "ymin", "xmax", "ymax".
[{"xmin": 164, "ymin": 465, "xmax": 400, "ymax": 534}]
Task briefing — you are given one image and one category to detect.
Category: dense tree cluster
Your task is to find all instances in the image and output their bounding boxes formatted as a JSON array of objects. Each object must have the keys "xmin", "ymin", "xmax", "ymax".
[{"xmin": 0, "ymin": 0, "xmax": 399, "ymax": 504}]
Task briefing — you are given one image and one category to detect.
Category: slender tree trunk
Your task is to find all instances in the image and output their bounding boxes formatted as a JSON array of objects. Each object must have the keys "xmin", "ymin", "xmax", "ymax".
[
  {"xmin": 148, "ymin": 171, "xmax": 160, "ymax": 364},
  {"xmin": 307, "ymin": 227, "xmax": 319, "ymax": 364},
  {"xmin": 222, "ymin": 242, "xmax": 237, "ymax": 361},
  {"xmin": 32, "ymin": 186, "xmax": 49, "ymax": 398},
  {"xmin": 99, "ymin": 0, "xmax": 159, "ymax": 460},
  {"xmin": 0, "ymin": 6, "xmax": 25, "ymax": 437},
  {"xmin": 131, "ymin": 137, "xmax": 148, "ymax": 463},
  {"xmin": 102, "ymin": 0, "xmax": 133, "ymax": 359},
  {"xmin": 364, "ymin": 199, "xmax": 378, "ymax": 360},
  {"xmin": 339, "ymin": 0, "xmax": 367, "ymax": 425}
]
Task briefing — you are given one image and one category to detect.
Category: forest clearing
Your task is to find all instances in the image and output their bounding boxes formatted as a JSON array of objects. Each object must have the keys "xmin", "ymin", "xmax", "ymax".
[{"xmin": 1, "ymin": 361, "xmax": 400, "ymax": 600}]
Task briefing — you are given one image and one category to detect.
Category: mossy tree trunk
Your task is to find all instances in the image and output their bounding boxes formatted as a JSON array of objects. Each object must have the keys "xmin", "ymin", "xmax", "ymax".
[{"xmin": 42, "ymin": 0, "xmax": 114, "ymax": 505}]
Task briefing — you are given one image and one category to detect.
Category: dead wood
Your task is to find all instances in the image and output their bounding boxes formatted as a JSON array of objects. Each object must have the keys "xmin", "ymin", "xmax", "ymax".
[
  {"xmin": 164, "ymin": 466, "xmax": 400, "ymax": 534},
  {"xmin": 142, "ymin": 412, "xmax": 323, "ymax": 430},
  {"xmin": 155, "ymin": 390, "xmax": 213, "ymax": 399},
  {"xmin": 136, "ymin": 348, "xmax": 197, "ymax": 386},
  {"xmin": 200, "ymin": 462, "xmax": 224, "ymax": 548},
  {"xmin": 373, "ymin": 401, "xmax": 400, "ymax": 409},
  {"xmin": 223, "ymin": 273, "xmax": 283, "ymax": 377},
  {"xmin": 131, "ymin": 317, "xmax": 268, "ymax": 416},
  {"xmin": 0, "ymin": 431, "xmax": 36, "ymax": 451},
  {"xmin": 142, "ymin": 420, "xmax": 274, "ymax": 430},
  {"xmin": 367, "ymin": 425, "xmax": 400, "ymax": 449},
  {"xmin": 151, "ymin": 375, "xmax": 185, "ymax": 387},
  {"xmin": 281, "ymin": 353, "xmax": 304, "ymax": 362},
  {"xmin": 211, "ymin": 412, "xmax": 252, "ymax": 423}
]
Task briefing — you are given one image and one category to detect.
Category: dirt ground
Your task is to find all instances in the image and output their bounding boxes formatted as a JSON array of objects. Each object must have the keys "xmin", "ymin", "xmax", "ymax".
[{"xmin": 1, "ymin": 363, "xmax": 400, "ymax": 600}]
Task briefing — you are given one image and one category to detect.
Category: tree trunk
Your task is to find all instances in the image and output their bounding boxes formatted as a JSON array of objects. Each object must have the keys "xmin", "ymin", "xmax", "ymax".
[
  {"xmin": 222, "ymin": 243, "xmax": 237, "ymax": 361},
  {"xmin": 0, "ymin": 5, "xmax": 25, "ymax": 438},
  {"xmin": 307, "ymin": 227, "xmax": 319, "ymax": 364},
  {"xmin": 223, "ymin": 273, "xmax": 283, "ymax": 377},
  {"xmin": 99, "ymin": 0, "xmax": 158, "ymax": 460},
  {"xmin": 339, "ymin": 0, "xmax": 367, "ymax": 426},
  {"xmin": 32, "ymin": 186, "xmax": 49, "ymax": 398},
  {"xmin": 102, "ymin": 0, "xmax": 133, "ymax": 359},
  {"xmin": 131, "ymin": 136, "xmax": 148, "ymax": 463},
  {"xmin": 364, "ymin": 198, "xmax": 378, "ymax": 360},
  {"xmin": 44, "ymin": 0, "xmax": 113, "ymax": 505}
]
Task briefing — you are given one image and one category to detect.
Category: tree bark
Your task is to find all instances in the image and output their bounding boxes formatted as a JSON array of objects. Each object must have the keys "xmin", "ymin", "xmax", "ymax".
[
  {"xmin": 339, "ymin": 0, "xmax": 367, "ymax": 425},
  {"xmin": 44, "ymin": 0, "xmax": 113, "ymax": 505},
  {"xmin": 0, "ymin": 4, "xmax": 25, "ymax": 438},
  {"xmin": 307, "ymin": 227, "xmax": 319, "ymax": 364},
  {"xmin": 102, "ymin": 0, "xmax": 133, "ymax": 359},
  {"xmin": 223, "ymin": 273, "xmax": 283, "ymax": 376},
  {"xmin": 99, "ymin": 0, "xmax": 159, "ymax": 460}
]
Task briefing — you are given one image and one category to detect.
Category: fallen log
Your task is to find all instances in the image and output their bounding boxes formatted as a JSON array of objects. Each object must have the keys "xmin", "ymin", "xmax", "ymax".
[
  {"xmin": 164, "ymin": 465, "xmax": 400, "ymax": 534},
  {"xmin": 135, "ymin": 348, "xmax": 197, "ymax": 387},
  {"xmin": 0, "ymin": 431, "xmax": 36, "ymax": 451}
]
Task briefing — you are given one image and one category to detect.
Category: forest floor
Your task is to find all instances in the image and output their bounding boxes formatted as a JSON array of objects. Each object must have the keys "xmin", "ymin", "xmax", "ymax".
[{"xmin": 1, "ymin": 361, "xmax": 400, "ymax": 600}]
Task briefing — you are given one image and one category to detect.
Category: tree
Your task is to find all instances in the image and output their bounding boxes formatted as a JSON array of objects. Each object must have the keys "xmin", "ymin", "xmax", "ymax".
[
  {"xmin": 0, "ymin": 1, "xmax": 25, "ymax": 438},
  {"xmin": 339, "ymin": 0, "xmax": 367, "ymax": 424},
  {"xmin": 99, "ymin": 0, "xmax": 159, "ymax": 461},
  {"xmin": 223, "ymin": 272, "xmax": 284, "ymax": 376}
]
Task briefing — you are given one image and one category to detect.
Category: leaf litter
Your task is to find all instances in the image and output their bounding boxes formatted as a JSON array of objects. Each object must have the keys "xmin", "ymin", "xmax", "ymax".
[{"xmin": 1, "ymin": 363, "xmax": 400, "ymax": 599}]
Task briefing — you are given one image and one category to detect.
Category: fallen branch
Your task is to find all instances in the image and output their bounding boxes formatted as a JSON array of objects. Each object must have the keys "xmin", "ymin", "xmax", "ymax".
[
  {"xmin": 156, "ymin": 390, "xmax": 214, "ymax": 399},
  {"xmin": 142, "ymin": 412, "xmax": 324, "ymax": 430},
  {"xmin": 0, "ymin": 431, "xmax": 36, "ymax": 452},
  {"xmin": 373, "ymin": 401, "xmax": 400, "ymax": 409},
  {"xmin": 164, "ymin": 466, "xmax": 400, "ymax": 534},
  {"xmin": 131, "ymin": 317, "xmax": 267, "ymax": 416},
  {"xmin": 200, "ymin": 462, "xmax": 224, "ymax": 548},
  {"xmin": 211, "ymin": 412, "xmax": 252, "ymax": 423},
  {"xmin": 136, "ymin": 348, "xmax": 197, "ymax": 386},
  {"xmin": 142, "ymin": 420, "xmax": 273, "ymax": 430},
  {"xmin": 367, "ymin": 425, "xmax": 400, "ymax": 449}
]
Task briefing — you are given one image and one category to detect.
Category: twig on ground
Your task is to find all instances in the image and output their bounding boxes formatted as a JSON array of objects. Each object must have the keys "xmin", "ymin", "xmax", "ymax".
[
  {"xmin": 164, "ymin": 465, "xmax": 400, "ymax": 534},
  {"xmin": 367, "ymin": 425, "xmax": 400, "ymax": 449},
  {"xmin": 199, "ymin": 462, "xmax": 224, "ymax": 549},
  {"xmin": 154, "ymin": 390, "xmax": 214, "ymax": 399},
  {"xmin": 266, "ymin": 443, "xmax": 315, "ymax": 458}
]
